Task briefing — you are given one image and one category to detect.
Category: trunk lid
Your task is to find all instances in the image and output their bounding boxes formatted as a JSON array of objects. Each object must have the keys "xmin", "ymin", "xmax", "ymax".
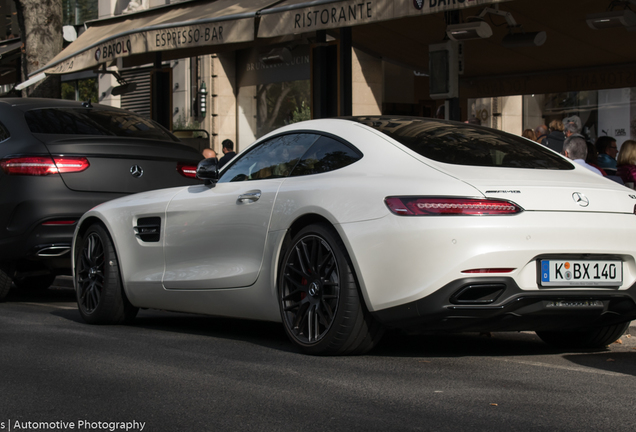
[
  {"xmin": 434, "ymin": 162, "xmax": 635, "ymax": 214},
  {"xmin": 41, "ymin": 136, "xmax": 203, "ymax": 193}
]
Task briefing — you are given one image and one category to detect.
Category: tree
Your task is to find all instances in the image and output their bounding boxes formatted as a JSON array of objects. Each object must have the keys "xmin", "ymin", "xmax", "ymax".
[{"xmin": 14, "ymin": 0, "xmax": 63, "ymax": 98}]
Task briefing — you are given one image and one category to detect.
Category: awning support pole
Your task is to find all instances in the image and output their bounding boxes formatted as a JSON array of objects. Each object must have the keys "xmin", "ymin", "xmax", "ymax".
[{"xmin": 339, "ymin": 27, "xmax": 352, "ymax": 116}]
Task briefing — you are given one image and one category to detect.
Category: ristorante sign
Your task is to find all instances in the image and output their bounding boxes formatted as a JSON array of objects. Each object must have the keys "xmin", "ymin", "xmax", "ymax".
[{"xmin": 258, "ymin": 0, "xmax": 511, "ymax": 38}]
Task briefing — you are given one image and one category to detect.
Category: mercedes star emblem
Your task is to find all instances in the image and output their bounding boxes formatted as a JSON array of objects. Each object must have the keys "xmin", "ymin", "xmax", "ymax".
[
  {"xmin": 572, "ymin": 192, "xmax": 589, "ymax": 207},
  {"xmin": 130, "ymin": 165, "xmax": 144, "ymax": 178}
]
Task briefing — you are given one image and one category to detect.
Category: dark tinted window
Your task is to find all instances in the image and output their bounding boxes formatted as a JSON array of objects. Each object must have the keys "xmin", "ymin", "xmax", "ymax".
[
  {"xmin": 0, "ymin": 121, "xmax": 9, "ymax": 142},
  {"xmin": 353, "ymin": 117, "xmax": 573, "ymax": 170},
  {"xmin": 218, "ymin": 133, "xmax": 319, "ymax": 183},
  {"xmin": 290, "ymin": 136, "xmax": 362, "ymax": 177},
  {"xmin": 25, "ymin": 108, "xmax": 178, "ymax": 142}
]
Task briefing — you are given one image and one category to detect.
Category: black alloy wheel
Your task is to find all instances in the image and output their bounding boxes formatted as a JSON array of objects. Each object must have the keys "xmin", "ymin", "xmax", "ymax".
[
  {"xmin": 75, "ymin": 223, "xmax": 138, "ymax": 324},
  {"xmin": 279, "ymin": 223, "xmax": 383, "ymax": 355}
]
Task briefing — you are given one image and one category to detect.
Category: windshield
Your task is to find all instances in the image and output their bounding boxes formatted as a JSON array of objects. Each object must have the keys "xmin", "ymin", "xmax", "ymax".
[
  {"xmin": 352, "ymin": 117, "xmax": 573, "ymax": 170},
  {"xmin": 25, "ymin": 108, "xmax": 179, "ymax": 142}
]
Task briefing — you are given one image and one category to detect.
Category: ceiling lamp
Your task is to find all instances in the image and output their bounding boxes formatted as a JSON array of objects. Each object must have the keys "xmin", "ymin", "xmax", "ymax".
[
  {"xmin": 447, "ymin": 5, "xmax": 547, "ymax": 47},
  {"xmin": 586, "ymin": 10, "xmax": 636, "ymax": 30},
  {"xmin": 446, "ymin": 21, "xmax": 493, "ymax": 41}
]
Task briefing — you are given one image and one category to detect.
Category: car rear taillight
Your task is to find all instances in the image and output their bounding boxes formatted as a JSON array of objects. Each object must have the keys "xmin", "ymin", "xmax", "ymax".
[
  {"xmin": 0, "ymin": 156, "xmax": 89, "ymax": 176},
  {"xmin": 177, "ymin": 162, "xmax": 198, "ymax": 178},
  {"xmin": 385, "ymin": 197, "xmax": 523, "ymax": 216}
]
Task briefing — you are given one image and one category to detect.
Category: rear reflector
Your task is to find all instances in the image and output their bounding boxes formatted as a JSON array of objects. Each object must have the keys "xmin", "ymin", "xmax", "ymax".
[
  {"xmin": 177, "ymin": 162, "xmax": 198, "ymax": 178},
  {"xmin": 0, "ymin": 156, "xmax": 89, "ymax": 176},
  {"xmin": 462, "ymin": 268, "xmax": 516, "ymax": 274},
  {"xmin": 42, "ymin": 220, "xmax": 77, "ymax": 226},
  {"xmin": 385, "ymin": 197, "xmax": 523, "ymax": 216}
]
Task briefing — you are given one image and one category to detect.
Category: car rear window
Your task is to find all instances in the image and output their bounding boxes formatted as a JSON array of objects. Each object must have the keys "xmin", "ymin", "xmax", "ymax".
[
  {"xmin": 25, "ymin": 108, "xmax": 178, "ymax": 142},
  {"xmin": 352, "ymin": 117, "xmax": 573, "ymax": 170}
]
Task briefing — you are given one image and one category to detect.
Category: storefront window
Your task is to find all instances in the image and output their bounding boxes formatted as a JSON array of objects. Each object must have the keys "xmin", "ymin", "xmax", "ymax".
[
  {"xmin": 237, "ymin": 45, "xmax": 311, "ymax": 149},
  {"xmin": 62, "ymin": 78, "xmax": 98, "ymax": 103},
  {"xmin": 63, "ymin": 0, "xmax": 98, "ymax": 26},
  {"xmin": 470, "ymin": 87, "xmax": 636, "ymax": 148},
  {"xmin": 256, "ymin": 80, "xmax": 310, "ymax": 137}
]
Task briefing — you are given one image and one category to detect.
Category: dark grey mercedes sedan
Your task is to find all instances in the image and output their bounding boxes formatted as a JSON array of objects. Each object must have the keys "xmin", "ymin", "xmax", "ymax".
[{"xmin": 0, "ymin": 98, "xmax": 203, "ymax": 299}]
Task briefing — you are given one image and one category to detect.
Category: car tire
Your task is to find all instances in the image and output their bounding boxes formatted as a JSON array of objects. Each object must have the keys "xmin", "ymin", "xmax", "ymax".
[
  {"xmin": 75, "ymin": 223, "xmax": 138, "ymax": 324},
  {"xmin": 536, "ymin": 322, "xmax": 630, "ymax": 349},
  {"xmin": 13, "ymin": 274, "xmax": 57, "ymax": 291},
  {"xmin": 0, "ymin": 268, "xmax": 11, "ymax": 301},
  {"xmin": 278, "ymin": 223, "xmax": 383, "ymax": 355}
]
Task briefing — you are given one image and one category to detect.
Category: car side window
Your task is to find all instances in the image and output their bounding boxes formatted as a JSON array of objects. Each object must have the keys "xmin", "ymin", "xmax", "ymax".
[
  {"xmin": 218, "ymin": 133, "xmax": 320, "ymax": 183},
  {"xmin": 0, "ymin": 121, "xmax": 9, "ymax": 142},
  {"xmin": 289, "ymin": 136, "xmax": 362, "ymax": 177}
]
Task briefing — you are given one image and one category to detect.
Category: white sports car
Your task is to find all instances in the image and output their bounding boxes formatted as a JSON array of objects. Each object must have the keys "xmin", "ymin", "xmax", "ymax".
[{"xmin": 73, "ymin": 117, "xmax": 636, "ymax": 355}]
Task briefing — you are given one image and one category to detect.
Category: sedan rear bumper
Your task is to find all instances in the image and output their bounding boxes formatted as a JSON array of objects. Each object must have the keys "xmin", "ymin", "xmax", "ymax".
[{"xmin": 372, "ymin": 276, "xmax": 636, "ymax": 333}]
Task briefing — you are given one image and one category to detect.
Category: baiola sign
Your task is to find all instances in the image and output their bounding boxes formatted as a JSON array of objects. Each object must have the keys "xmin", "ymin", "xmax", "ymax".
[
  {"xmin": 36, "ymin": 0, "xmax": 276, "ymax": 76},
  {"xmin": 44, "ymin": 19, "xmax": 252, "ymax": 75},
  {"xmin": 257, "ymin": 0, "xmax": 511, "ymax": 38}
]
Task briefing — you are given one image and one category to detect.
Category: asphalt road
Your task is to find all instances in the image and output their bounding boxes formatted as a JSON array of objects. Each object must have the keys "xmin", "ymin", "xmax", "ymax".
[{"xmin": 2, "ymin": 279, "xmax": 636, "ymax": 432}]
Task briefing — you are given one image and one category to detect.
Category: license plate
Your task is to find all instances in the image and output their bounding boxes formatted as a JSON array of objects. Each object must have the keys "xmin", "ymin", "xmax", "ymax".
[{"xmin": 540, "ymin": 260, "xmax": 622, "ymax": 287}]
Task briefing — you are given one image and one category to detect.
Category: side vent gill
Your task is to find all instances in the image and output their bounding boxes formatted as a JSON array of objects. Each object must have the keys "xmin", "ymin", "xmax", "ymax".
[{"xmin": 134, "ymin": 217, "xmax": 161, "ymax": 242}]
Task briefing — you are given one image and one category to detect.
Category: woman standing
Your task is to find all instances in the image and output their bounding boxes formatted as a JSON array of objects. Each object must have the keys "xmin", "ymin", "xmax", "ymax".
[{"xmin": 616, "ymin": 140, "xmax": 636, "ymax": 188}]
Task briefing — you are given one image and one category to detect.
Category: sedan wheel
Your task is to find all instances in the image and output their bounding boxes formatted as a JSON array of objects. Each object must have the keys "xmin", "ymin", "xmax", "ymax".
[
  {"xmin": 75, "ymin": 224, "xmax": 138, "ymax": 324},
  {"xmin": 279, "ymin": 223, "xmax": 382, "ymax": 355}
]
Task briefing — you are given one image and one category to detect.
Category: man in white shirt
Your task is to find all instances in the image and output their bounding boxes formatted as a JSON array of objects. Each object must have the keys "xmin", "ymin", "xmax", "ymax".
[{"xmin": 563, "ymin": 135, "xmax": 602, "ymax": 175}]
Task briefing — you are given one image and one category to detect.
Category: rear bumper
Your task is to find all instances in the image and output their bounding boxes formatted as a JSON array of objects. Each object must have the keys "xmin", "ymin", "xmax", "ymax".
[
  {"xmin": 0, "ymin": 177, "xmax": 125, "ymax": 272},
  {"xmin": 372, "ymin": 277, "xmax": 636, "ymax": 333}
]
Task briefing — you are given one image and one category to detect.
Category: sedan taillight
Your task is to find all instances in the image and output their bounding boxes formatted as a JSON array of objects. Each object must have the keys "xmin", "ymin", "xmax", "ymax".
[
  {"xmin": 385, "ymin": 197, "xmax": 523, "ymax": 216},
  {"xmin": 177, "ymin": 162, "xmax": 198, "ymax": 179},
  {"xmin": 0, "ymin": 156, "xmax": 89, "ymax": 176}
]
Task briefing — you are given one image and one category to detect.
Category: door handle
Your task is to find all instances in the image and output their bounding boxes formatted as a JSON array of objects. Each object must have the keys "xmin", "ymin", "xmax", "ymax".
[{"xmin": 237, "ymin": 190, "xmax": 261, "ymax": 203}]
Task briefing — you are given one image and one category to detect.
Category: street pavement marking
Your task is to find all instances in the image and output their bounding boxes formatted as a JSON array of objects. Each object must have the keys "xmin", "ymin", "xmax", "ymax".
[
  {"xmin": 20, "ymin": 302, "xmax": 77, "ymax": 310},
  {"xmin": 490, "ymin": 357, "xmax": 629, "ymax": 377}
]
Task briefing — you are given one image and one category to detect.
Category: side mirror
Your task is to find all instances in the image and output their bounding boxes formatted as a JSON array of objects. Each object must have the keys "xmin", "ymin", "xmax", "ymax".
[{"xmin": 196, "ymin": 158, "xmax": 219, "ymax": 184}]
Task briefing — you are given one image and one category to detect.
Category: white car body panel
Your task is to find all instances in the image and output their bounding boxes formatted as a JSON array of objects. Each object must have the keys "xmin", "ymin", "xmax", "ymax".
[
  {"xmin": 162, "ymin": 179, "xmax": 284, "ymax": 289},
  {"xmin": 342, "ymin": 211, "xmax": 636, "ymax": 311}
]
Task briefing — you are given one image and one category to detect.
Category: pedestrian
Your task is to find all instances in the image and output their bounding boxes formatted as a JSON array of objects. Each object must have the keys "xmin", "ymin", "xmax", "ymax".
[
  {"xmin": 562, "ymin": 135, "xmax": 602, "ymax": 175},
  {"xmin": 562, "ymin": 115, "xmax": 583, "ymax": 139},
  {"xmin": 616, "ymin": 139, "xmax": 636, "ymax": 188},
  {"xmin": 543, "ymin": 119, "xmax": 565, "ymax": 153},
  {"xmin": 595, "ymin": 136, "xmax": 618, "ymax": 175},
  {"xmin": 534, "ymin": 124, "xmax": 549, "ymax": 145},
  {"xmin": 202, "ymin": 148, "xmax": 217, "ymax": 159},
  {"xmin": 522, "ymin": 128, "xmax": 537, "ymax": 141},
  {"xmin": 585, "ymin": 141, "xmax": 606, "ymax": 175},
  {"xmin": 218, "ymin": 139, "xmax": 236, "ymax": 169}
]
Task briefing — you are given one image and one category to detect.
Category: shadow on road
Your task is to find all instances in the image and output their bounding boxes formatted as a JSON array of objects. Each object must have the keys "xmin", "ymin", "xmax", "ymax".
[
  {"xmin": 11, "ymin": 281, "xmax": 632, "ymax": 370},
  {"xmin": 373, "ymin": 329, "xmax": 567, "ymax": 357},
  {"xmin": 563, "ymin": 351, "xmax": 636, "ymax": 376},
  {"xmin": 3, "ymin": 285, "xmax": 76, "ymax": 303}
]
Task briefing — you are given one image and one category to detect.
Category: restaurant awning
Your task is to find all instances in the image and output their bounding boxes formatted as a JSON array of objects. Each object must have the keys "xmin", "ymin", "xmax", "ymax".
[
  {"xmin": 257, "ymin": 0, "xmax": 511, "ymax": 38},
  {"xmin": 32, "ymin": 0, "xmax": 279, "ymax": 76},
  {"xmin": 34, "ymin": 0, "xmax": 513, "ymax": 78}
]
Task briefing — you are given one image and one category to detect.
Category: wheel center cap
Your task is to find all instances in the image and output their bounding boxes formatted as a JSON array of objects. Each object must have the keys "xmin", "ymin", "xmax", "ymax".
[
  {"xmin": 89, "ymin": 267, "xmax": 98, "ymax": 279},
  {"xmin": 308, "ymin": 281, "xmax": 320, "ymax": 297}
]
